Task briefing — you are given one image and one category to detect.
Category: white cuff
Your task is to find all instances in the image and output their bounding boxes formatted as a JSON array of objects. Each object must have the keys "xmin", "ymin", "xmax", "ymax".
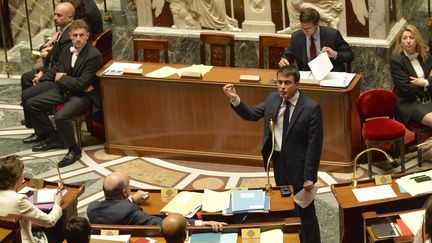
[
  {"xmin": 230, "ymin": 95, "xmax": 241, "ymax": 107},
  {"xmin": 424, "ymin": 79, "xmax": 429, "ymax": 87},
  {"xmin": 194, "ymin": 220, "xmax": 203, "ymax": 226},
  {"xmin": 128, "ymin": 196, "xmax": 133, "ymax": 203}
]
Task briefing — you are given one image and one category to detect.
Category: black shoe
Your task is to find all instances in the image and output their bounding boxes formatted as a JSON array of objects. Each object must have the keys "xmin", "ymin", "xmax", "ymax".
[
  {"xmin": 58, "ymin": 150, "xmax": 81, "ymax": 167},
  {"xmin": 23, "ymin": 133, "xmax": 46, "ymax": 144},
  {"xmin": 32, "ymin": 137, "xmax": 62, "ymax": 152}
]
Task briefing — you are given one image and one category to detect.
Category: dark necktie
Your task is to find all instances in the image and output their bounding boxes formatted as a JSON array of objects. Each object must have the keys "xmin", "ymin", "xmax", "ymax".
[
  {"xmin": 282, "ymin": 100, "xmax": 291, "ymax": 141},
  {"xmin": 310, "ymin": 36, "xmax": 317, "ymax": 60}
]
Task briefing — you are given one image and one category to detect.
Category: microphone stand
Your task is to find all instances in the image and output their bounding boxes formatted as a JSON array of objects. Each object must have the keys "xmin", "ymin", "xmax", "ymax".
[
  {"xmin": 265, "ymin": 118, "xmax": 275, "ymax": 195},
  {"xmin": 19, "ymin": 155, "xmax": 65, "ymax": 191}
]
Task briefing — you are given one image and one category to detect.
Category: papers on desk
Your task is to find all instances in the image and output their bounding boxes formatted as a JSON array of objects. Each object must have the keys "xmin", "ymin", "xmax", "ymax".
[
  {"xmin": 90, "ymin": 234, "xmax": 131, "ymax": 243},
  {"xmin": 188, "ymin": 232, "xmax": 237, "ymax": 243},
  {"xmin": 231, "ymin": 189, "xmax": 265, "ymax": 212},
  {"xmin": 299, "ymin": 70, "xmax": 355, "ymax": 87},
  {"xmin": 202, "ymin": 189, "xmax": 231, "ymax": 212},
  {"xmin": 395, "ymin": 170, "xmax": 432, "ymax": 196},
  {"xmin": 352, "ymin": 185, "xmax": 397, "ymax": 202},
  {"xmin": 308, "ymin": 52, "xmax": 333, "ymax": 80},
  {"xmin": 261, "ymin": 229, "xmax": 283, "ymax": 243},
  {"xmin": 160, "ymin": 191, "xmax": 203, "ymax": 218},
  {"xmin": 294, "ymin": 186, "xmax": 318, "ymax": 208},
  {"xmin": 399, "ymin": 209, "xmax": 425, "ymax": 236},
  {"xmin": 101, "ymin": 62, "xmax": 142, "ymax": 76},
  {"xmin": 144, "ymin": 64, "xmax": 213, "ymax": 78}
]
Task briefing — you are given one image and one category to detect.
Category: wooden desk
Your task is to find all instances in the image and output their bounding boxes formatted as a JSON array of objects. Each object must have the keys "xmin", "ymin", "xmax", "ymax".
[
  {"xmin": 92, "ymin": 218, "xmax": 301, "ymax": 242},
  {"xmin": 0, "ymin": 219, "xmax": 20, "ymax": 243},
  {"xmin": 137, "ymin": 187, "xmax": 295, "ymax": 223},
  {"xmin": 99, "ymin": 61, "xmax": 361, "ymax": 170},
  {"xmin": 363, "ymin": 209, "xmax": 423, "ymax": 243},
  {"xmin": 331, "ymin": 178, "xmax": 430, "ymax": 243}
]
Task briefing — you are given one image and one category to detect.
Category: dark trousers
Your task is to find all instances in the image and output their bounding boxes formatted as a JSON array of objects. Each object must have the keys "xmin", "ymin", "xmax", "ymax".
[
  {"xmin": 23, "ymin": 87, "xmax": 91, "ymax": 147},
  {"xmin": 272, "ymin": 152, "xmax": 321, "ymax": 243}
]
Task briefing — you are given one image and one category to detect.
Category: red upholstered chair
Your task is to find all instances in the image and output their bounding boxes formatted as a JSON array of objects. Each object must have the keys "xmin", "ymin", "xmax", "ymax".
[
  {"xmin": 357, "ymin": 89, "xmax": 406, "ymax": 178},
  {"xmin": 92, "ymin": 29, "xmax": 112, "ymax": 65},
  {"xmin": 407, "ymin": 121, "xmax": 431, "ymax": 167},
  {"xmin": 56, "ymin": 104, "xmax": 91, "ymax": 149}
]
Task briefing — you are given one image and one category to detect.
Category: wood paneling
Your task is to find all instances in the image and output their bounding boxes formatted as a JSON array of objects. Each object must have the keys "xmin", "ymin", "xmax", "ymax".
[{"xmin": 100, "ymin": 61, "xmax": 361, "ymax": 170}]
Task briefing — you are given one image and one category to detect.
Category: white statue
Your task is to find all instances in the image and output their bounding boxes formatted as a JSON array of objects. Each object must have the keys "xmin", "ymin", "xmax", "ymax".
[{"xmin": 151, "ymin": 0, "xmax": 241, "ymax": 31}]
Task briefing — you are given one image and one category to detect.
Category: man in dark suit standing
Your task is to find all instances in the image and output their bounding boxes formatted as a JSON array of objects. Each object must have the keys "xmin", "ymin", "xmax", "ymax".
[
  {"xmin": 223, "ymin": 65, "xmax": 323, "ymax": 243},
  {"xmin": 21, "ymin": 2, "xmax": 75, "ymax": 143},
  {"xmin": 23, "ymin": 19, "xmax": 103, "ymax": 167},
  {"xmin": 279, "ymin": 7, "xmax": 353, "ymax": 72}
]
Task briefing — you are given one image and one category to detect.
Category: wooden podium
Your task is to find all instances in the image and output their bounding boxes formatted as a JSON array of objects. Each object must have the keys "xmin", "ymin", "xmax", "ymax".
[
  {"xmin": 331, "ymin": 178, "xmax": 431, "ymax": 243},
  {"xmin": 99, "ymin": 61, "xmax": 362, "ymax": 170}
]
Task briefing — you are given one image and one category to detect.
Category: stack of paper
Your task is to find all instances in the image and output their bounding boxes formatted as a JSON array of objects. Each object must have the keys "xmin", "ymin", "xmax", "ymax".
[
  {"xmin": 260, "ymin": 229, "xmax": 283, "ymax": 243},
  {"xmin": 90, "ymin": 234, "xmax": 131, "ymax": 243},
  {"xmin": 399, "ymin": 209, "xmax": 425, "ymax": 236},
  {"xmin": 160, "ymin": 191, "xmax": 203, "ymax": 218},
  {"xmin": 101, "ymin": 62, "xmax": 142, "ymax": 76},
  {"xmin": 352, "ymin": 185, "xmax": 397, "ymax": 202},
  {"xmin": 395, "ymin": 170, "xmax": 432, "ymax": 196},
  {"xmin": 320, "ymin": 72, "xmax": 355, "ymax": 88},
  {"xmin": 230, "ymin": 189, "xmax": 266, "ymax": 213},
  {"xmin": 202, "ymin": 189, "xmax": 231, "ymax": 212}
]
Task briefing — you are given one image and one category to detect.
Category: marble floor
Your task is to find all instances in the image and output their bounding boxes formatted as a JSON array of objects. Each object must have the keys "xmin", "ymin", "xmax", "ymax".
[{"xmin": 1, "ymin": 77, "xmax": 432, "ymax": 243}]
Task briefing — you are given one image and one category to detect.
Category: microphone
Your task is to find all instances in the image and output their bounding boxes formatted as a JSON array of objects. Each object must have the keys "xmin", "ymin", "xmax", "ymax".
[{"xmin": 265, "ymin": 114, "xmax": 275, "ymax": 194}]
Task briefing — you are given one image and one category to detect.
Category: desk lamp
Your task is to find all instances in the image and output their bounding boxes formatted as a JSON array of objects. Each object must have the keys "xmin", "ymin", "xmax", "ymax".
[
  {"xmin": 351, "ymin": 148, "xmax": 397, "ymax": 188},
  {"xmin": 20, "ymin": 155, "xmax": 65, "ymax": 191}
]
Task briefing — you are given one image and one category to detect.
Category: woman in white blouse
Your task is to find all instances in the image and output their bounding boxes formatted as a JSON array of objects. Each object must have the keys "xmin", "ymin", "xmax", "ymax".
[
  {"xmin": 0, "ymin": 155, "xmax": 63, "ymax": 243},
  {"xmin": 390, "ymin": 24, "xmax": 432, "ymax": 127}
]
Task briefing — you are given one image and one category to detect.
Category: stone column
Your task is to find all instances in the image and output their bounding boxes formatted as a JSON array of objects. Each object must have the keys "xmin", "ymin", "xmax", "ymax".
[{"xmin": 242, "ymin": 0, "xmax": 275, "ymax": 33}]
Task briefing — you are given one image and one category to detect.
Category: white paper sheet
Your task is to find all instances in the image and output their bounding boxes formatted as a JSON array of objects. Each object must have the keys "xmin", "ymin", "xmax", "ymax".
[
  {"xmin": 320, "ymin": 72, "xmax": 356, "ymax": 88},
  {"xmin": 177, "ymin": 64, "xmax": 213, "ymax": 76},
  {"xmin": 352, "ymin": 185, "xmax": 397, "ymax": 202},
  {"xmin": 308, "ymin": 52, "xmax": 333, "ymax": 80},
  {"xmin": 294, "ymin": 186, "xmax": 318, "ymax": 208},
  {"xmin": 90, "ymin": 234, "xmax": 131, "ymax": 243},
  {"xmin": 395, "ymin": 170, "xmax": 432, "ymax": 196},
  {"xmin": 144, "ymin": 66, "xmax": 179, "ymax": 78},
  {"xmin": 202, "ymin": 189, "xmax": 231, "ymax": 212},
  {"xmin": 399, "ymin": 209, "xmax": 425, "ymax": 236},
  {"xmin": 299, "ymin": 71, "xmax": 312, "ymax": 80},
  {"xmin": 260, "ymin": 229, "xmax": 283, "ymax": 243}
]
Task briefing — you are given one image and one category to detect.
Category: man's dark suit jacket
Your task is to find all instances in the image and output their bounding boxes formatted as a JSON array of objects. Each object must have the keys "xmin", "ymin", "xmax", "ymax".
[
  {"xmin": 390, "ymin": 52, "xmax": 432, "ymax": 125},
  {"xmin": 232, "ymin": 91, "xmax": 323, "ymax": 189},
  {"xmin": 282, "ymin": 26, "xmax": 354, "ymax": 72},
  {"xmin": 39, "ymin": 41, "xmax": 103, "ymax": 108},
  {"xmin": 87, "ymin": 200, "xmax": 163, "ymax": 225},
  {"xmin": 43, "ymin": 25, "xmax": 72, "ymax": 70},
  {"xmin": 84, "ymin": 0, "xmax": 103, "ymax": 38}
]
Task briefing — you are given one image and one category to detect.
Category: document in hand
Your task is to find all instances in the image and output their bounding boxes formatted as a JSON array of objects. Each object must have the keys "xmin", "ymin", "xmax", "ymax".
[
  {"xmin": 32, "ymin": 188, "xmax": 68, "ymax": 204},
  {"xmin": 294, "ymin": 186, "xmax": 318, "ymax": 208},
  {"xmin": 308, "ymin": 52, "xmax": 333, "ymax": 81},
  {"xmin": 231, "ymin": 189, "xmax": 265, "ymax": 212},
  {"xmin": 160, "ymin": 191, "xmax": 203, "ymax": 218},
  {"xmin": 90, "ymin": 234, "xmax": 131, "ymax": 243}
]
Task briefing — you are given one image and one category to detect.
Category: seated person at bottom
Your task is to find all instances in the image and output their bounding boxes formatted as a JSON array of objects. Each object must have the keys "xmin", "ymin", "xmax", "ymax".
[
  {"xmin": 161, "ymin": 213, "xmax": 188, "ymax": 243},
  {"xmin": 279, "ymin": 7, "xmax": 353, "ymax": 72},
  {"xmin": 390, "ymin": 24, "xmax": 432, "ymax": 128},
  {"xmin": 23, "ymin": 19, "xmax": 103, "ymax": 168},
  {"xmin": 223, "ymin": 65, "xmax": 322, "ymax": 243},
  {"xmin": 21, "ymin": 2, "xmax": 75, "ymax": 142},
  {"xmin": 87, "ymin": 171, "xmax": 226, "ymax": 230},
  {"xmin": 64, "ymin": 216, "xmax": 91, "ymax": 243},
  {"xmin": 0, "ymin": 155, "xmax": 63, "ymax": 243}
]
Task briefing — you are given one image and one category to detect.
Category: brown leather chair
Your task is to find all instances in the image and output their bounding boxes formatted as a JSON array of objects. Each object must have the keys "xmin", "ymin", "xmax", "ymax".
[
  {"xmin": 133, "ymin": 38, "xmax": 169, "ymax": 63},
  {"xmin": 259, "ymin": 34, "xmax": 291, "ymax": 69},
  {"xmin": 200, "ymin": 33, "xmax": 234, "ymax": 67}
]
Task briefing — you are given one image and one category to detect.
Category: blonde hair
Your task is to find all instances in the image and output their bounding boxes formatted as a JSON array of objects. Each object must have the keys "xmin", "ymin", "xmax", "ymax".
[{"xmin": 392, "ymin": 24, "xmax": 429, "ymax": 61}]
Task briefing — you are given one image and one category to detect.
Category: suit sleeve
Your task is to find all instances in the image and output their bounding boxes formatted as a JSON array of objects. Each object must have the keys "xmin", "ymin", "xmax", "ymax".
[
  {"xmin": 39, "ymin": 46, "xmax": 69, "ymax": 82},
  {"xmin": 282, "ymin": 40, "xmax": 296, "ymax": 63},
  {"xmin": 390, "ymin": 57, "xmax": 423, "ymax": 98},
  {"xmin": 333, "ymin": 31, "xmax": 354, "ymax": 64},
  {"xmin": 128, "ymin": 204, "xmax": 163, "ymax": 226},
  {"xmin": 58, "ymin": 52, "xmax": 103, "ymax": 92},
  {"xmin": 17, "ymin": 195, "xmax": 62, "ymax": 227},
  {"xmin": 304, "ymin": 104, "xmax": 323, "ymax": 183},
  {"xmin": 231, "ymin": 101, "xmax": 265, "ymax": 121}
]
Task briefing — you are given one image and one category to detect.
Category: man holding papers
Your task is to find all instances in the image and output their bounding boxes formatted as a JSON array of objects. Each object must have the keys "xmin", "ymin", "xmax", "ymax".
[
  {"xmin": 223, "ymin": 65, "xmax": 323, "ymax": 243},
  {"xmin": 279, "ymin": 7, "xmax": 353, "ymax": 72},
  {"xmin": 87, "ymin": 172, "xmax": 226, "ymax": 230}
]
